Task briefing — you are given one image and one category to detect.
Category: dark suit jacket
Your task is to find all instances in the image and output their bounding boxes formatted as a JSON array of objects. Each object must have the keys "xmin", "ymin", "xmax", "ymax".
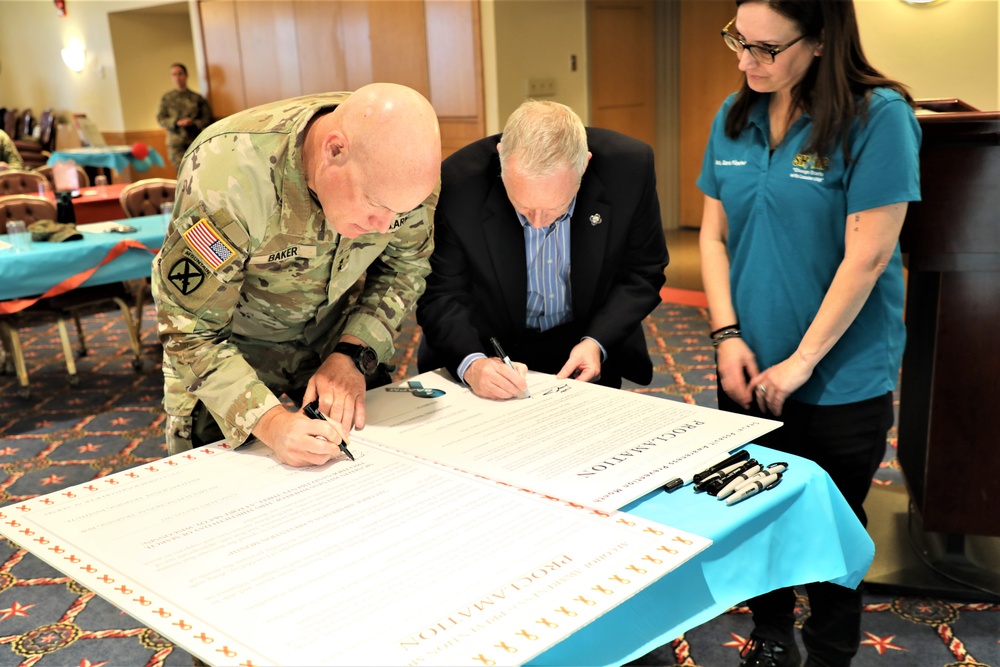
[{"xmin": 416, "ymin": 127, "xmax": 668, "ymax": 386}]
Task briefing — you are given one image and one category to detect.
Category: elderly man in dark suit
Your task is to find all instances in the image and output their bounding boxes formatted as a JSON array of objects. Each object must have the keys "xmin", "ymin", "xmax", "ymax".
[{"xmin": 417, "ymin": 100, "xmax": 668, "ymax": 399}]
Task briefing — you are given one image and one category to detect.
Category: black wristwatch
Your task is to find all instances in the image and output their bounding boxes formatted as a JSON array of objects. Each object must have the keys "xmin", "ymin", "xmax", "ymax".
[{"xmin": 333, "ymin": 342, "xmax": 379, "ymax": 376}]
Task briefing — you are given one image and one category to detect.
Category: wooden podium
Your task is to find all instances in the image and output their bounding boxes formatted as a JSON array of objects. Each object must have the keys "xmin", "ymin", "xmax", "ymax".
[{"xmin": 896, "ymin": 99, "xmax": 1000, "ymax": 595}]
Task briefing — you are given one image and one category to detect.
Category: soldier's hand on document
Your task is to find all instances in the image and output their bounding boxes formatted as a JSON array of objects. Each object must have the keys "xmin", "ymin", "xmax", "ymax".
[
  {"xmin": 252, "ymin": 406, "xmax": 352, "ymax": 467},
  {"xmin": 303, "ymin": 347, "xmax": 369, "ymax": 435}
]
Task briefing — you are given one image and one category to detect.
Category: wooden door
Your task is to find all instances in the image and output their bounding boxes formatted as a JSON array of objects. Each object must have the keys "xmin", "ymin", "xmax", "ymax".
[
  {"xmin": 587, "ymin": 0, "xmax": 656, "ymax": 148},
  {"xmin": 197, "ymin": 0, "xmax": 484, "ymax": 157},
  {"xmin": 200, "ymin": 0, "xmax": 246, "ymax": 118},
  {"xmin": 679, "ymin": 0, "xmax": 744, "ymax": 227}
]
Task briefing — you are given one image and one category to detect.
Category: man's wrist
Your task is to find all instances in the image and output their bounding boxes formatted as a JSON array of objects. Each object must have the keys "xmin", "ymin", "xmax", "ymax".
[
  {"xmin": 582, "ymin": 336, "xmax": 607, "ymax": 362},
  {"xmin": 333, "ymin": 341, "xmax": 379, "ymax": 376},
  {"xmin": 458, "ymin": 352, "xmax": 488, "ymax": 384}
]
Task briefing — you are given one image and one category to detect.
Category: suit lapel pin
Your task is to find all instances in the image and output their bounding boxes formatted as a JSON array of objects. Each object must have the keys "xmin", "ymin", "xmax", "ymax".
[{"xmin": 589, "ymin": 213, "xmax": 602, "ymax": 226}]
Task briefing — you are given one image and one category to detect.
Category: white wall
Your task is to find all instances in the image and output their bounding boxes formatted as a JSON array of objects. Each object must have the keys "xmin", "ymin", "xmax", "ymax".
[
  {"xmin": 110, "ymin": 6, "xmax": 199, "ymax": 131},
  {"xmin": 488, "ymin": 0, "xmax": 589, "ymax": 132},
  {"xmin": 857, "ymin": 0, "xmax": 998, "ymax": 111},
  {"xmin": 0, "ymin": 0, "xmax": 195, "ymax": 141}
]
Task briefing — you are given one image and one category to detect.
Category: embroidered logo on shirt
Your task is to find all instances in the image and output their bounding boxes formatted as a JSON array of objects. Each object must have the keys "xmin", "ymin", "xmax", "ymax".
[
  {"xmin": 167, "ymin": 257, "xmax": 205, "ymax": 295},
  {"xmin": 714, "ymin": 159, "xmax": 748, "ymax": 167},
  {"xmin": 182, "ymin": 218, "xmax": 236, "ymax": 270},
  {"xmin": 789, "ymin": 153, "xmax": 829, "ymax": 183}
]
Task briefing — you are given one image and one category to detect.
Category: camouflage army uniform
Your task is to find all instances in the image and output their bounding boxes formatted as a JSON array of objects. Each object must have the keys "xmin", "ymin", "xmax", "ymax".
[
  {"xmin": 156, "ymin": 88, "xmax": 213, "ymax": 169},
  {"xmin": 0, "ymin": 130, "xmax": 25, "ymax": 169},
  {"xmin": 151, "ymin": 93, "xmax": 436, "ymax": 454}
]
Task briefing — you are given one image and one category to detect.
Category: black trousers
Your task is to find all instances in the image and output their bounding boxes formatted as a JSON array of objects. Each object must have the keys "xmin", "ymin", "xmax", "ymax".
[
  {"xmin": 508, "ymin": 323, "xmax": 624, "ymax": 389},
  {"xmin": 717, "ymin": 388, "xmax": 894, "ymax": 667}
]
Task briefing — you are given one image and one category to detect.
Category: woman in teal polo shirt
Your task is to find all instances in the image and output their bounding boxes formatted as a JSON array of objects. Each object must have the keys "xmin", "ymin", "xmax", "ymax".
[{"xmin": 698, "ymin": 1, "xmax": 921, "ymax": 666}]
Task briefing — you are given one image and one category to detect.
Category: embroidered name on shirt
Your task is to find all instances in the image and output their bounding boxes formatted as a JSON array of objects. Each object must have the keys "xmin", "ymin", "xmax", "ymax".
[
  {"xmin": 715, "ymin": 159, "xmax": 748, "ymax": 167},
  {"xmin": 249, "ymin": 245, "xmax": 318, "ymax": 264},
  {"xmin": 389, "ymin": 213, "xmax": 412, "ymax": 231}
]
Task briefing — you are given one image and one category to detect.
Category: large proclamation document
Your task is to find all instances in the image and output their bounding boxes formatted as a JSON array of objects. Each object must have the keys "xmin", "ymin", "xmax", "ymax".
[
  {"xmin": 0, "ymin": 443, "xmax": 709, "ymax": 665},
  {"xmin": 0, "ymin": 371, "xmax": 779, "ymax": 665},
  {"xmin": 357, "ymin": 371, "xmax": 780, "ymax": 509}
]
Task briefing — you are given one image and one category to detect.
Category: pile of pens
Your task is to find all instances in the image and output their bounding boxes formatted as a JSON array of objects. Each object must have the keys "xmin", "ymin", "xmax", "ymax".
[{"xmin": 666, "ymin": 449, "xmax": 787, "ymax": 505}]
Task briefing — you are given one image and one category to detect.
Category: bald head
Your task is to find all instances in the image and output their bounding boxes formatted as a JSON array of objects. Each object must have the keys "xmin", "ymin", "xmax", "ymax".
[
  {"xmin": 335, "ymin": 83, "xmax": 441, "ymax": 207},
  {"xmin": 307, "ymin": 83, "xmax": 441, "ymax": 237}
]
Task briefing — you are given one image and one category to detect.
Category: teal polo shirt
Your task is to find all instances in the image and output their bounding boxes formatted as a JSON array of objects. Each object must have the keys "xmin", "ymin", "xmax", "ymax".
[{"xmin": 697, "ymin": 88, "xmax": 921, "ymax": 405}]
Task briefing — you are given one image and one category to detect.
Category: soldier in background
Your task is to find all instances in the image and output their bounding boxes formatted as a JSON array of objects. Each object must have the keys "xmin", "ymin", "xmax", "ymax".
[
  {"xmin": 0, "ymin": 130, "xmax": 25, "ymax": 170},
  {"xmin": 156, "ymin": 63, "xmax": 213, "ymax": 171},
  {"xmin": 151, "ymin": 83, "xmax": 441, "ymax": 466}
]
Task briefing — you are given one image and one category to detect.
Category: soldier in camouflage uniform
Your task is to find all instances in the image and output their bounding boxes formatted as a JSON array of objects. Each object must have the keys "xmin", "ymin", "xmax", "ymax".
[
  {"xmin": 156, "ymin": 63, "xmax": 213, "ymax": 171},
  {"xmin": 151, "ymin": 83, "xmax": 441, "ymax": 467},
  {"xmin": 0, "ymin": 130, "xmax": 25, "ymax": 170}
]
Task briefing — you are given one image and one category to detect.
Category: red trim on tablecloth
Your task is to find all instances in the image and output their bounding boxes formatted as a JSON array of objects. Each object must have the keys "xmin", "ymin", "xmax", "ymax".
[{"xmin": 0, "ymin": 239, "xmax": 156, "ymax": 315}]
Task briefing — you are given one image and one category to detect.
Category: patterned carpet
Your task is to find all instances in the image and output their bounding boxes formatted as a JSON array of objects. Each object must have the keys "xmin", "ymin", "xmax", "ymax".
[{"xmin": 0, "ymin": 300, "xmax": 996, "ymax": 667}]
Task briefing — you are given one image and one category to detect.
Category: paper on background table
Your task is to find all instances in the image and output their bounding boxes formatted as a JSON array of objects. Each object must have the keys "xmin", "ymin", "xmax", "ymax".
[
  {"xmin": 0, "ymin": 441, "xmax": 709, "ymax": 667},
  {"xmin": 357, "ymin": 370, "xmax": 781, "ymax": 509},
  {"xmin": 81, "ymin": 221, "xmax": 136, "ymax": 233}
]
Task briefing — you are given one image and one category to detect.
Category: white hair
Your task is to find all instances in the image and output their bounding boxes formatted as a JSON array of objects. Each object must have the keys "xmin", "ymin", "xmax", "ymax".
[{"xmin": 498, "ymin": 100, "xmax": 588, "ymax": 179}]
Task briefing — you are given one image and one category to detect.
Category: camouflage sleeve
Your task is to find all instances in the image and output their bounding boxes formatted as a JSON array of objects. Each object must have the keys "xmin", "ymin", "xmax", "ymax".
[
  {"xmin": 337, "ymin": 186, "xmax": 438, "ymax": 362},
  {"xmin": 152, "ymin": 158, "xmax": 285, "ymax": 446},
  {"xmin": 156, "ymin": 93, "xmax": 178, "ymax": 131},
  {"xmin": 0, "ymin": 131, "xmax": 24, "ymax": 169}
]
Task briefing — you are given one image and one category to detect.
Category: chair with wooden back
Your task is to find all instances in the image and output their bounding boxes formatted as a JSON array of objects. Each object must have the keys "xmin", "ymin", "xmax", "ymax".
[
  {"xmin": 118, "ymin": 178, "xmax": 176, "ymax": 343},
  {"xmin": 0, "ymin": 169, "xmax": 47, "ymax": 196},
  {"xmin": 0, "ymin": 195, "xmax": 143, "ymax": 397},
  {"xmin": 0, "ymin": 194, "xmax": 56, "ymax": 227},
  {"xmin": 119, "ymin": 178, "xmax": 177, "ymax": 217},
  {"xmin": 34, "ymin": 163, "xmax": 90, "ymax": 190}
]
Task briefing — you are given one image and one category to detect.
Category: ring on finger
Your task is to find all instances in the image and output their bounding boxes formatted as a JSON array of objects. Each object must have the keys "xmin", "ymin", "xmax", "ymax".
[{"xmin": 757, "ymin": 384, "xmax": 767, "ymax": 395}]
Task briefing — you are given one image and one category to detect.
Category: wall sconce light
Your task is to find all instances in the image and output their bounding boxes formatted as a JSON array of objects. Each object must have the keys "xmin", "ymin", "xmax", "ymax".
[
  {"xmin": 901, "ymin": 0, "xmax": 948, "ymax": 5},
  {"xmin": 61, "ymin": 38, "xmax": 86, "ymax": 72}
]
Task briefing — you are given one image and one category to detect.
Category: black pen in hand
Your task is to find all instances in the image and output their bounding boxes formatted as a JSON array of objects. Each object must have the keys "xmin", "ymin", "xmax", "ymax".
[
  {"xmin": 489, "ymin": 337, "xmax": 532, "ymax": 398},
  {"xmin": 303, "ymin": 400, "xmax": 355, "ymax": 461}
]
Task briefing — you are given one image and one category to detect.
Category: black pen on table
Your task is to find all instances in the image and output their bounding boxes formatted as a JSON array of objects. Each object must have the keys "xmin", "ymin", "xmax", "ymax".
[
  {"xmin": 489, "ymin": 336, "xmax": 532, "ymax": 398},
  {"xmin": 303, "ymin": 400, "xmax": 355, "ymax": 461}
]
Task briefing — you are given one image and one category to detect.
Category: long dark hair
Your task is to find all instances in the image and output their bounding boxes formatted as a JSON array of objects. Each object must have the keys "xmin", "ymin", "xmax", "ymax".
[{"xmin": 724, "ymin": 0, "xmax": 913, "ymax": 160}]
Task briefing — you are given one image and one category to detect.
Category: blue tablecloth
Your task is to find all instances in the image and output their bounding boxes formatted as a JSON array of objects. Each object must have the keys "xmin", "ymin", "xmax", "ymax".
[
  {"xmin": 48, "ymin": 146, "xmax": 165, "ymax": 173},
  {"xmin": 533, "ymin": 444, "xmax": 874, "ymax": 665},
  {"xmin": 0, "ymin": 216, "xmax": 166, "ymax": 301}
]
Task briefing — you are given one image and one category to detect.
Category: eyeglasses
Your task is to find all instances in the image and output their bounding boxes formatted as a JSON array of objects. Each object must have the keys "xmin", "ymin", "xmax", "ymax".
[{"xmin": 721, "ymin": 17, "xmax": 807, "ymax": 64}]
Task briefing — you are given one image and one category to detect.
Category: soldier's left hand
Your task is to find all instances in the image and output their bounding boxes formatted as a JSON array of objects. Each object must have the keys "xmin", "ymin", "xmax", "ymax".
[
  {"xmin": 556, "ymin": 339, "xmax": 602, "ymax": 383},
  {"xmin": 303, "ymin": 353, "xmax": 368, "ymax": 436}
]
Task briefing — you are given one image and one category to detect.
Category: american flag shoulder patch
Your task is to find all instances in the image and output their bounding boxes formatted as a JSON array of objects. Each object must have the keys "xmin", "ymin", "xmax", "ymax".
[{"xmin": 182, "ymin": 218, "xmax": 237, "ymax": 270}]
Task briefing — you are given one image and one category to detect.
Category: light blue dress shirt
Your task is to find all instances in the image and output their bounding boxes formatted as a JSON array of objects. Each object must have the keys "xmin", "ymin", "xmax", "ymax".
[{"xmin": 458, "ymin": 196, "xmax": 606, "ymax": 383}]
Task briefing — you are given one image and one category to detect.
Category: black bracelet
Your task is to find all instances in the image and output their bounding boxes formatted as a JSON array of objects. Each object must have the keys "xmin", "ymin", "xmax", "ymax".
[
  {"xmin": 712, "ymin": 330, "xmax": 742, "ymax": 348},
  {"xmin": 710, "ymin": 323, "xmax": 740, "ymax": 340}
]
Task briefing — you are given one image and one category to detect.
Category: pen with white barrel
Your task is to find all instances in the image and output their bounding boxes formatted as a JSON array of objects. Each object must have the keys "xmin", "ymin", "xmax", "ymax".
[
  {"xmin": 704, "ymin": 459, "xmax": 759, "ymax": 496},
  {"xmin": 716, "ymin": 463, "xmax": 763, "ymax": 499},
  {"xmin": 725, "ymin": 471, "xmax": 783, "ymax": 505},
  {"xmin": 728, "ymin": 462, "xmax": 789, "ymax": 495}
]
